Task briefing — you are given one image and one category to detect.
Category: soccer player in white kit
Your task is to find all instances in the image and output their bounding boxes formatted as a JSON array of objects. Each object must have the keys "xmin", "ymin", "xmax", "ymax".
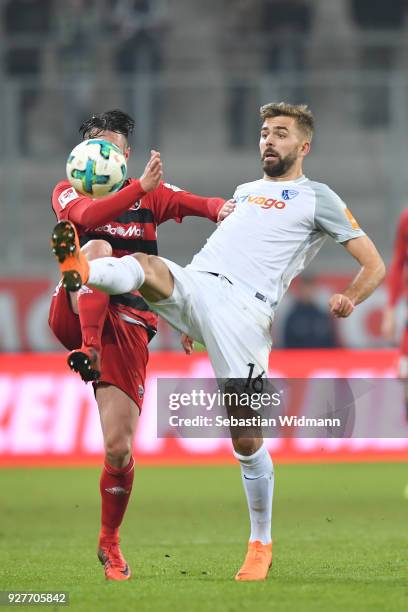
[{"xmin": 52, "ymin": 103, "xmax": 386, "ymax": 581}]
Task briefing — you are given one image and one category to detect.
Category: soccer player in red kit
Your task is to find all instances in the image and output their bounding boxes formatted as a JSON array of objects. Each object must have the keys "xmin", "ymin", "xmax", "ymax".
[
  {"xmin": 48, "ymin": 110, "xmax": 230, "ymax": 580},
  {"xmin": 382, "ymin": 209, "xmax": 408, "ymax": 416}
]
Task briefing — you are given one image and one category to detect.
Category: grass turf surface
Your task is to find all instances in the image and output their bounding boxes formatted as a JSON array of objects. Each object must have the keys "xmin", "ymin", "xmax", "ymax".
[{"xmin": 0, "ymin": 463, "xmax": 407, "ymax": 611}]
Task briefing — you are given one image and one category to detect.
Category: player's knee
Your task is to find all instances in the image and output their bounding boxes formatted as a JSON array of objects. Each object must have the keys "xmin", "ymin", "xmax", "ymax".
[
  {"xmin": 48, "ymin": 307, "xmax": 62, "ymax": 339},
  {"xmin": 48, "ymin": 293, "xmax": 80, "ymax": 349},
  {"xmin": 132, "ymin": 253, "xmax": 156, "ymax": 283},
  {"xmin": 105, "ymin": 437, "xmax": 132, "ymax": 466},
  {"xmin": 82, "ymin": 239, "xmax": 112, "ymax": 260},
  {"xmin": 232, "ymin": 437, "xmax": 262, "ymax": 457}
]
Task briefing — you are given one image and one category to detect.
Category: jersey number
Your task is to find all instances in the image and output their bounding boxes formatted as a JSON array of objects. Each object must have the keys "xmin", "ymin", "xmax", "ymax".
[{"xmin": 245, "ymin": 363, "xmax": 265, "ymax": 392}]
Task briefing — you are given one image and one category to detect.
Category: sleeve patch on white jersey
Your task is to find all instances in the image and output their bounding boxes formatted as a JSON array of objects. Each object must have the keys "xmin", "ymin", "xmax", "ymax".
[
  {"xmin": 58, "ymin": 187, "xmax": 79, "ymax": 209},
  {"xmin": 344, "ymin": 207, "xmax": 360, "ymax": 230},
  {"xmin": 163, "ymin": 182, "xmax": 183, "ymax": 192}
]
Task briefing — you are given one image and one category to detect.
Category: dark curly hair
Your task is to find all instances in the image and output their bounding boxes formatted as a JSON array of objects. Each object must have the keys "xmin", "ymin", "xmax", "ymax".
[{"xmin": 79, "ymin": 109, "xmax": 135, "ymax": 141}]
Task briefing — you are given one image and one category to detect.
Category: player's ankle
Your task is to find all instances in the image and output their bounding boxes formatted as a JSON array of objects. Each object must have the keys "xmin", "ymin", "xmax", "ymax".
[
  {"xmin": 81, "ymin": 342, "xmax": 101, "ymax": 354},
  {"xmin": 99, "ymin": 527, "xmax": 119, "ymax": 543},
  {"xmin": 81, "ymin": 332, "xmax": 102, "ymax": 350}
]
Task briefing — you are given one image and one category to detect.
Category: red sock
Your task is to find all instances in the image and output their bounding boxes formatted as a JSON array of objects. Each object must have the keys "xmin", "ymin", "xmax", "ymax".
[
  {"xmin": 99, "ymin": 457, "xmax": 135, "ymax": 542},
  {"xmin": 77, "ymin": 287, "xmax": 109, "ymax": 351}
]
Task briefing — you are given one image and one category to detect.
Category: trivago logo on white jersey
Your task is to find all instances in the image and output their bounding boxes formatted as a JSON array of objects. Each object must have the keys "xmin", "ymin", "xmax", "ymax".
[
  {"xmin": 236, "ymin": 193, "xmax": 286, "ymax": 210},
  {"xmin": 89, "ymin": 223, "xmax": 145, "ymax": 238}
]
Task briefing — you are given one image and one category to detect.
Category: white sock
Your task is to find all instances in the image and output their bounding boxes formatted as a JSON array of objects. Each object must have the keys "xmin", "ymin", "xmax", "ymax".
[
  {"xmin": 233, "ymin": 445, "xmax": 274, "ymax": 545},
  {"xmin": 88, "ymin": 256, "xmax": 145, "ymax": 295}
]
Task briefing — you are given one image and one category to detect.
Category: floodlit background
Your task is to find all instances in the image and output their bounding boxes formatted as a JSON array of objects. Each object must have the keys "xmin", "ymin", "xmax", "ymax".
[
  {"xmin": 0, "ymin": 0, "xmax": 408, "ymax": 458},
  {"xmin": 1, "ymin": 0, "xmax": 408, "ymax": 351},
  {"xmin": 1, "ymin": 4, "xmax": 408, "ymax": 610}
]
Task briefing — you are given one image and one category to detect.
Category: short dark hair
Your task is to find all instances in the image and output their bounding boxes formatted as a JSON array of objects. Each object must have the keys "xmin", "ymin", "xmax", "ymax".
[
  {"xmin": 260, "ymin": 102, "xmax": 314, "ymax": 140},
  {"xmin": 79, "ymin": 109, "xmax": 135, "ymax": 141}
]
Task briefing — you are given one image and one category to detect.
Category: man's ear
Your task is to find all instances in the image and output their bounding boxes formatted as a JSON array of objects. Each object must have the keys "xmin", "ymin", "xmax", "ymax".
[{"xmin": 300, "ymin": 140, "xmax": 311, "ymax": 158}]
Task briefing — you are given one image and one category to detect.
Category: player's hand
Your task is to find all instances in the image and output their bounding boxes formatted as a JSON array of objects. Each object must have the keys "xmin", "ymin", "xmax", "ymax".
[
  {"xmin": 140, "ymin": 150, "xmax": 163, "ymax": 192},
  {"xmin": 381, "ymin": 306, "xmax": 396, "ymax": 342},
  {"xmin": 181, "ymin": 333, "xmax": 194, "ymax": 355},
  {"xmin": 217, "ymin": 199, "xmax": 236, "ymax": 224},
  {"xmin": 329, "ymin": 293, "xmax": 355, "ymax": 318}
]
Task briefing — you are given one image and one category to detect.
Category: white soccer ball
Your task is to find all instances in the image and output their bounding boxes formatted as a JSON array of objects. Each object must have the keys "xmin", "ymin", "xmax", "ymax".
[{"xmin": 66, "ymin": 139, "xmax": 127, "ymax": 197}]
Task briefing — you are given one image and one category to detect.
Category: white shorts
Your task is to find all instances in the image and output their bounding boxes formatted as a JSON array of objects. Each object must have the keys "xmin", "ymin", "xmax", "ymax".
[{"xmin": 145, "ymin": 259, "xmax": 273, "ymax": 379}]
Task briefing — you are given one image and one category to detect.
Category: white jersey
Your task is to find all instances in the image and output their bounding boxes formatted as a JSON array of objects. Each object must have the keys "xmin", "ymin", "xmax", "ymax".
[{"xmin": 188, "ymin": 175, "xmax": 365, "ymax": 308}]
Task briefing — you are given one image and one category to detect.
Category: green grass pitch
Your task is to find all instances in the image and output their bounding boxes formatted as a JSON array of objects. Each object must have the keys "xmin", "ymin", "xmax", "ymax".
[{"xmin": 0, "ymin": 463, "xmax": 407, "ymax": 611}]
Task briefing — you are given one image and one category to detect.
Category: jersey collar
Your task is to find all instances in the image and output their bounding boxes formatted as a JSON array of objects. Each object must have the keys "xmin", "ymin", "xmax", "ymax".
[{"xmin": 261, "ymin": 175, "xmax": 307, "ymax": 185}]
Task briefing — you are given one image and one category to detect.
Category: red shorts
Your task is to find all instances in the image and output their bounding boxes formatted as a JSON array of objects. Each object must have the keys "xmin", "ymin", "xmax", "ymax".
[{"xmin": 48, "ymin": 286, "xmax": 149, "ymax": 410}]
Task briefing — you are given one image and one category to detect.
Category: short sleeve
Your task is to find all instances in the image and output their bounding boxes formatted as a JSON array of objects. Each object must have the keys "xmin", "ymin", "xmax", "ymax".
[{"xmin": 312, "ymin": 182, "xmax": 365, "ymax": 243}]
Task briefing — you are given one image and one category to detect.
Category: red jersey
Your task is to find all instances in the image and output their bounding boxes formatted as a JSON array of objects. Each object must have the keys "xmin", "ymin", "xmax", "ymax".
[
  {"xmin": 387, "ymin": 209, "xmax": 408, "ymax": 307},
  {"xmin": 52, "ymin": 178, "xmax": 224, "ymax": 333}
]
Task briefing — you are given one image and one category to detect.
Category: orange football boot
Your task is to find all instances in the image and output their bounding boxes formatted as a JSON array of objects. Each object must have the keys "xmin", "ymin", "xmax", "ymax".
[
  {"xmin": 235, "ymin": 540, "xmax": 272, "ymax": 581},
  {"xmin": 67, "ymin": 346, "xmax": 101, "ymax": 382},
  {"xmin": 51, "ymin": 221, "xmax": 89, "ymax": 291},
  {"xmin": 97, "ymin": 539, "xmax": 131, "ymax": 581}
]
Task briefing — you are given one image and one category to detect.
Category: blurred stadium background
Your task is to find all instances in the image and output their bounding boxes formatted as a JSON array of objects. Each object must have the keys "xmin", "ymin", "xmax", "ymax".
[{"xmin": 1, "ymin": 0, "xmax": 408, "ymax": 465}]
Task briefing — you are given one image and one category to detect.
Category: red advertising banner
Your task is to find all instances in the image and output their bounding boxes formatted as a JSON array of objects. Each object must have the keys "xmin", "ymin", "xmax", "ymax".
[
  {"xmin": 0, "ymin": 277, "xmax": 397, "ymax": 351},
  {"xmin": 1, "ymin": 350, "xmax": 407, "ymax": 466}
]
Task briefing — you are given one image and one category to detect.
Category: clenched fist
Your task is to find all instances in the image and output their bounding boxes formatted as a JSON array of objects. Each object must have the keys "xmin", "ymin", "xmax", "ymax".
[{"xmin": 328, "ymin": 293, "xmax": 355, "ymax": 318}]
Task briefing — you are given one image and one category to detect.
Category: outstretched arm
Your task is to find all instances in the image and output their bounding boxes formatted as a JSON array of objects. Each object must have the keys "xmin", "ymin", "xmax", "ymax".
[
  {"xmin": 152, "ymin": 182, "xmax": 225, "ymax": 224},
  {"xmin": 329, "ymin": 235, "xmax": 385, "ymax": 318}
]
